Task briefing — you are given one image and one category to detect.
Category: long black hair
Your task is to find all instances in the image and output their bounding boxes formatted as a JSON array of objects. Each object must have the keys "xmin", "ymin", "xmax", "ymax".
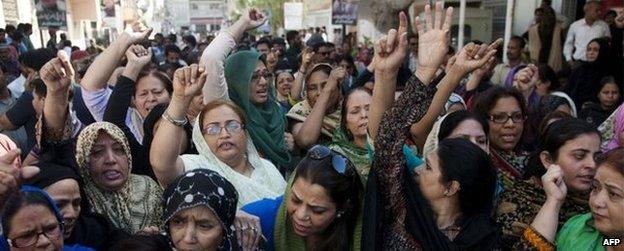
[
  {"xmin": 293, "ymin": 150, "xmax": 363, "ymax": 250},
  {"xmin": 438, "ymin": 110, "xmax": 489, "ymax": 141},
  {"xmin": 436, "ymin": 138, "xmax": 496, "ymax": 216},
  {"xmin": 524, "ymin": 118, "xmax": 599, "ymax": 179}
]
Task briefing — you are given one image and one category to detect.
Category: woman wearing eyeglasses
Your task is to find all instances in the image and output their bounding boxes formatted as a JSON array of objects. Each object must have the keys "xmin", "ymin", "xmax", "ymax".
[
  {"xmin": 209, "ymin": 8, "xmax": 292, "ymax": 168},
  {"xmin": 2, "ymin": 186, "xmax": 94, "ymax": 251},
  {"xmin": 495, "ymin": 118, "xmax": 601, "ymax": 248},
  {"xmin": 473, "ymin": 87, "xmax": 530, "ymax": 191},
  {"xmin": 242, "ymin": 145, "xmax": 364, "ymax": 251}
]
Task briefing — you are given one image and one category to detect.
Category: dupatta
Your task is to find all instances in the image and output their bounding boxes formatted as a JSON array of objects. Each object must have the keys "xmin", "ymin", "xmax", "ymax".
[{"xmin": 181, "ymin": 117, "xmax": 286, "ymax": 208}]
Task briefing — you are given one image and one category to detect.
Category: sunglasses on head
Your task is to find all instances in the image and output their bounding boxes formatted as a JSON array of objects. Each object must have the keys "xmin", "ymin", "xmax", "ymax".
[{"xmin": 306, "ymin": 145, "xmax": 353, "ymax": 175}]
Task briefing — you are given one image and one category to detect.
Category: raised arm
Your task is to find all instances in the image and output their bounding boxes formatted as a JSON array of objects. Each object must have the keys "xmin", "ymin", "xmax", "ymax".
[
  {"xmin": 150, "ymin": 65, "xmax": 207, "ymax": 187},
  {"xmin": 81, "ymin": 26, "xmax": 152, "ymax": 91},
  {"xmin": 103, "ymin": 45, "xmax": 152, "ymax": 127},
  {"xmin": 293, "ymin": 67, "xmax": 346, "ymax": 149},
  {"xmin": 368, "ymin": 12, "xmax": 409, "ymax": 140},
  {"xmin": 200, "ymin": 8, "xmax": 267, "ymax": 104},
  {"xmin": 523, "ymin": 165, "xmax": 567, "ymax": 248},
  {"xmin": 39, "ymin": 51, "xmax": 74, "ymax": 140},
  {"xmin": 372, "ymin": 3, "xmax": 500, "ymax": 246},
  {"xmin": 290, "ymin": 48, "xmax": 314, "ymax": 101}
]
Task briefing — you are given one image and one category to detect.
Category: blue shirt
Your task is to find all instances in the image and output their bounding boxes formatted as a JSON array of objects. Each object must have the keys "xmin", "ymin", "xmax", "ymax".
[{"xmin": 241, "ymin": 196, "xmax": 283, "ymax": 251}]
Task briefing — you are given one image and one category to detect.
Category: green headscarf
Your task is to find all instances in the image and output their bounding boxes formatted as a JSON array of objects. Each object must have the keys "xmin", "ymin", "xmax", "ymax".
[
  {"xmin": 328, "ymin": 125, "xmax": 371, "ymax": 185},
  {"xmin": 225, "ymin": 51, "xmax": 292, "ymax": 167}
]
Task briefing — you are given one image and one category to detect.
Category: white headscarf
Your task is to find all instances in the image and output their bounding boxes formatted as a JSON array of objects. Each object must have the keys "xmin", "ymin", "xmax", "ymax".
[{"xmin": 181, "ymin": 116, "xmax": 286, "ymax": 208}]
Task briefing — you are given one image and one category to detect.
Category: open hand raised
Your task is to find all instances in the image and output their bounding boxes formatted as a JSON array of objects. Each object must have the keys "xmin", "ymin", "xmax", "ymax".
[
  {"xmin": 173, "ymin": 64, "xmax": 208, "ymax": 101},
  {"xmin": 40, "ymin": 50, "xmax": 74, "ymax": 92},
  {"xmin": 449, "ymin": 39, "xmax": 502, "ymax": 76},
  {"xmin": 415, "ymin": 1, "xmax": 454, "ymax": 81}
]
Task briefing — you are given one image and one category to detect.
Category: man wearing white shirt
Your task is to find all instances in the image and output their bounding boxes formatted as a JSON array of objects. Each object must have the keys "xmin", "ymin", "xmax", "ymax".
[{"xmin": 563, "ymin": 1, "xmax": 610, "ymax": 65}]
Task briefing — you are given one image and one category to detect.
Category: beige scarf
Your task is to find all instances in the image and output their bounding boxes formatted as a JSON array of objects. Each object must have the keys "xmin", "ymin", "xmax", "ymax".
[
  {"xmin": 528, "ymin": 23, "xmax": 563, "ymax": 72},
  {"xmin": 75, "ymin": 122, "xmax": 163, "ymax": 234}
]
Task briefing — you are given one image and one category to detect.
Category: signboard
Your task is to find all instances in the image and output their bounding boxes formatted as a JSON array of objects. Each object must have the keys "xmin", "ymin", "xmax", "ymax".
[
  {"xmin": 332, "ymin": 0, "xmax": 358, "ymax": 25},
  {"xmin": 101, "ymin": 0, "xmax": 119, "ymax": 28},
  {"xmin": 35, "ymin": 0, "xmax": 68, "ymax": 28},
  {"xmin": 284, "ymin": 2, "xmax": 304, "ymax": 30},
  {"xmin": 168, "ymin": 0, "xmax": 191, "ymax": 27}
]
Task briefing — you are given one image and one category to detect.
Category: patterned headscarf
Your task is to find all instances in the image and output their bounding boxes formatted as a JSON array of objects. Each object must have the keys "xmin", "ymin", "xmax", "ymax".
[
  {"xmin": 75, "ymin": 122, "xmax": 162, "ymax": 234},
  {"xmin": 163, "ymin": 169, "xmax": 239, "ymax": 250}
]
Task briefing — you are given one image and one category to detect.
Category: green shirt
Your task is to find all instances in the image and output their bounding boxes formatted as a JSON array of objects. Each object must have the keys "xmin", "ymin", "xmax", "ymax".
[{"xmin": 556, "ymin": 213, "xmax": 605, "ymax": 251}]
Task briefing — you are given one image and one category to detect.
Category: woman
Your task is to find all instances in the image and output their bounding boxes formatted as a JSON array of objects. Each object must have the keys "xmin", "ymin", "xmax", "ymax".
[
  {"xmin": 423, "ymin": 110, "xmax": 490, "ymax": 159},
  {"xmin": 151, "ymin": 91, "xmax": 286, "ymax": 207},
  {"xmin": 81, "ymin": 29, "xmax": 172, "ymax": 144},
  {"xmin": 287, "ymin": 64, "xmax": 344, "ymax": 149},
  {"xmin": 328, "ymin": 87, "xmax": 372, "ymax": 182},
  {"xmin": 565, "ymin": 37, "xmax": 616, "ymax": 111},
  {"xmin": 496, "ymin": 118, "xmax": 601, "ymax": 247},
  {"xmin": 416, "ymin": 138, "xmax": 500, "ymax": 249},
  {"xmin": 242, "ymin": 145, "xmax": 364, "ymax": 251},
  {"xmin": 190, "ymin": 9, "xmax": 290, "ymax": 168},
  {"xmin": 224, "ymin": 50, "xmax": 292, "ymax": 167},
  {"xmin": 362, "ymin": 2, "xmax": 501, "ymax": 248},
  {"xmin": 76, "ymin": 122, "xmax": 163, "ymax": 234},
  {"xmin": 274, "ymin": 68, "xmax": 294, "ymax": 114},
  {"xmin": 162, "ymin": 169, "xmax": 239, "ymax": 251},
  {"xmin": 473, "ymin": 87, "xmax": 529, "ymax": 189},
  {"xmin": 102, "ymin": 45, "xmax": 182, "ymax": 178},
  {"xmin": 27, "ymin": 163, "xmax": 125, "ymax": 250},
  {"xmin": 1, "ymin": 186, "xmax": 93, "ymax": 251},
  {"xmin": 520, "ymin": 148, "xmax": 624, "ymax": 250},
  {"xmin": 580, "ymin": 76, "xmax": 621, "ymax": 127}
]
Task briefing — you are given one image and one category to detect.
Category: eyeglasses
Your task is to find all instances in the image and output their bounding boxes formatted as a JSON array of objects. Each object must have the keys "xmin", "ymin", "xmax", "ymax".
[
  {"xmin": 489, "ymin": 112, "xmax": 526, "ymax": 124},
  {"xmin": 202, "ymin": 121, "xmax": 245, "ymax": 135},
  {"xmin": 306, "ymin": 145, "xmax": 353, "ymax": 175},
  {"xmin": 251, "ymin": 70, "xmax": 274, "ymax": 81},
  {"xmin": 8, "ymin": 223, "xmax": 63, "ymax": 248}
]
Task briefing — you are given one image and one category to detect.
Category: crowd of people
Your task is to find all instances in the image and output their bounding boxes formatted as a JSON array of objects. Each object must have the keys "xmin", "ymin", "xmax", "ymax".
[{"xmin": 0, "ymin": 0, "xmax": 622, "ymax": 250}]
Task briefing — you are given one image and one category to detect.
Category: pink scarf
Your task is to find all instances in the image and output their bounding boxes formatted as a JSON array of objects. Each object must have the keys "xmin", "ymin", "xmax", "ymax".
[{"xmin": 606, "ymin": 105, "xmax": 624, "ymax": 151}]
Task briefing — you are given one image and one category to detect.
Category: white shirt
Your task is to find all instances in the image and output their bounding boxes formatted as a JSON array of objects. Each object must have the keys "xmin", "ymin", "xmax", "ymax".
[
  {"xmin": 7, "ymin": 75, "xmax": 25, "ymax": 97},
  {"xmin": 563, "ymin": 19, "xmax": 610, "ymax": 61}
]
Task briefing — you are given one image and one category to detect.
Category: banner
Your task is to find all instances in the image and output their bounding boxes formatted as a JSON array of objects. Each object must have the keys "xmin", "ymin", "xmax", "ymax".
[
  {"xmin": 35, "ymin": 0, "xmax": 68, "ymax": 28},
  {"xmin": 284, "ymin": 2, "xmax": 304, "ymax": 30},
  {"xmin": 332, "ymin": 0, "xmax": 358, "ymax": 25}
]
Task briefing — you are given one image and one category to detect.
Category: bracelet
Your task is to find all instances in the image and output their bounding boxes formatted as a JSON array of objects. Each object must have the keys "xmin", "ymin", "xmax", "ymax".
[
  {"xmin": 162, "ymin": 111, "xmax": 188, "ymax": 127},
  {"xmin": 523, "ymin": 227, "xmax": 555, "ymax": 251}
]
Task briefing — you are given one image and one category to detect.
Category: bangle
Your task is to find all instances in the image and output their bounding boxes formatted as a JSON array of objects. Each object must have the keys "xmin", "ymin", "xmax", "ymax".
[
  {"xmin": 162, "ymin": 111, "xmax": 188, "ymax": 127},
  {"xmin": 523, "ymin": 227, "xmax": 555, "ymax": 251}
]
